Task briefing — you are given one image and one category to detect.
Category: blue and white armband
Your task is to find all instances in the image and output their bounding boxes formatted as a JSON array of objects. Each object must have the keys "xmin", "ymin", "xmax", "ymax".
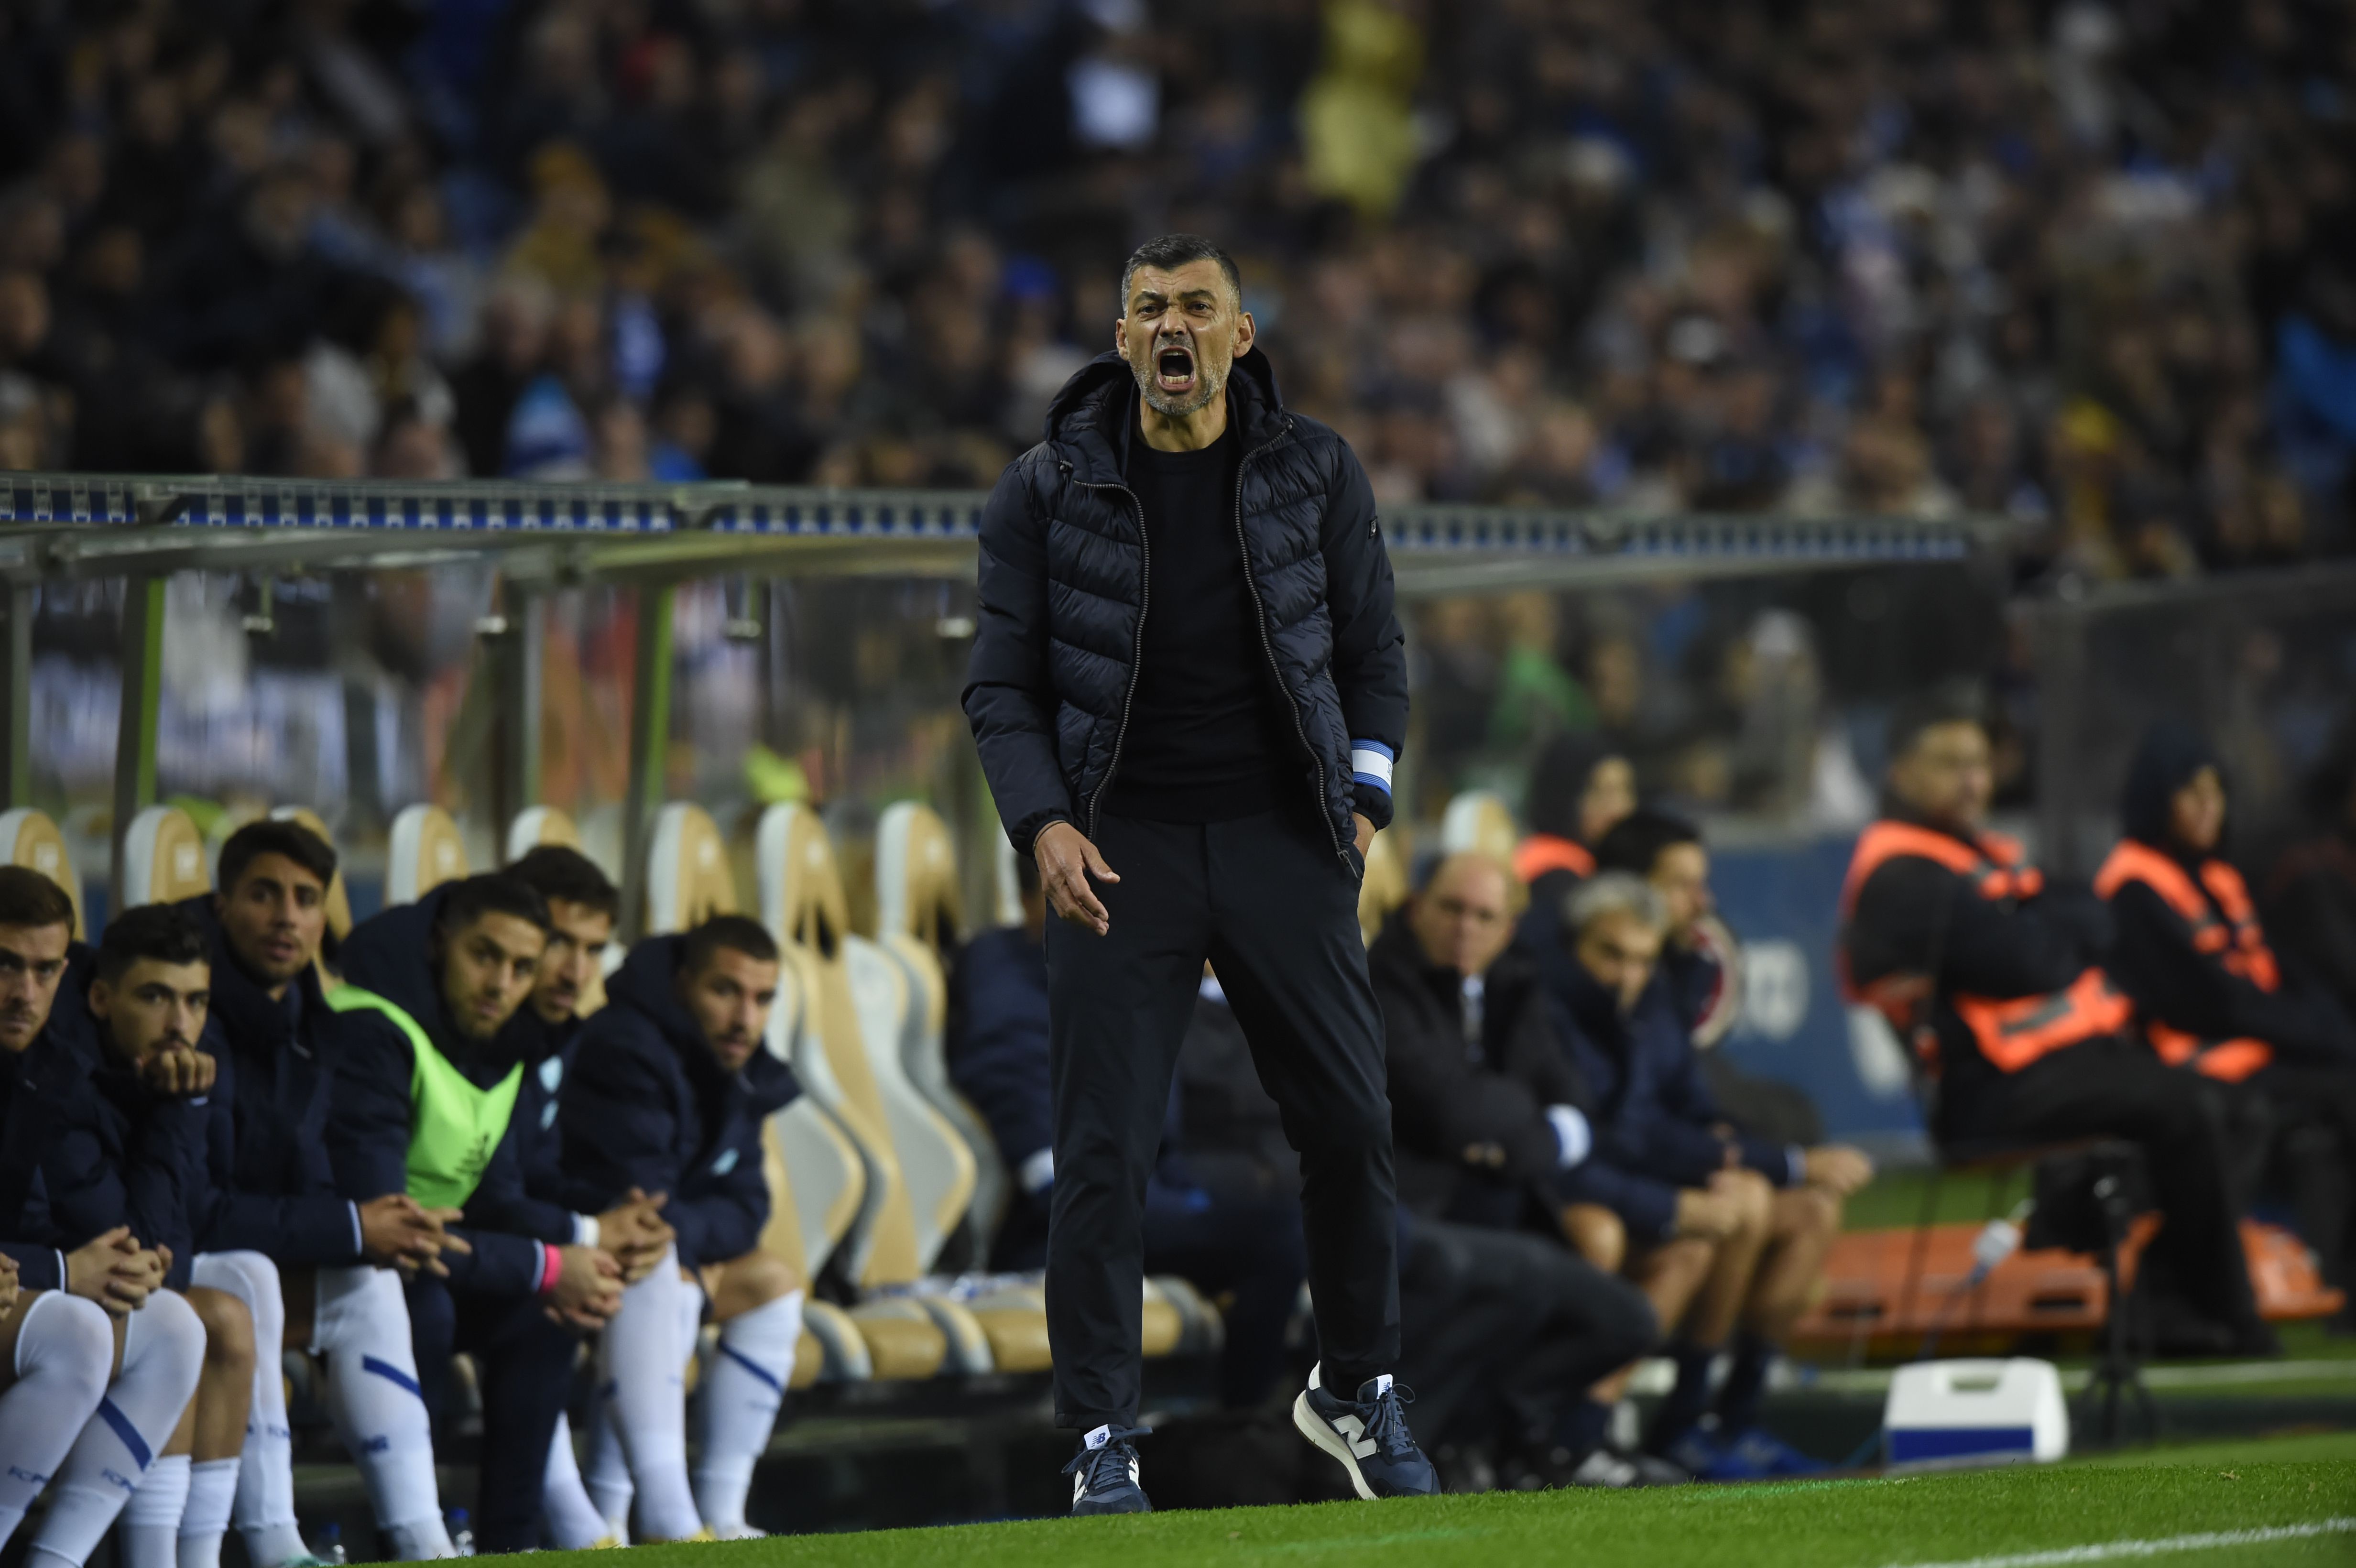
[{"xmin": 1350, "ymin": 739, "xmax": 1395, "ymax": 795}]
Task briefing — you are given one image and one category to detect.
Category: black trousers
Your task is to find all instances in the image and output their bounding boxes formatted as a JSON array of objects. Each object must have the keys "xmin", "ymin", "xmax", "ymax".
[
  {"xmin": 406, "ymin": 1275, "xmax": 579, "ymax": 1553},
  {"xmin": 1396, "ymin": 1216, "xmax": 1658, "ymax": 1450},
  {"xmin": 1044, "ymin": 806, "xmax": 1397, "ymax": 1429},
  {"xmin": 1948, "ymin": 1038, "xmax": 2262, "ymax": 1332},
  {"xmin": 993, "ymin": 1175, "xmax": 1309, "ymax": 1409},
  {"xmin": 2254, "ymin": 1064, "xmax": 2356, "ymax": 1305},
  {"xmin": 1142, "ymin": 1178, "xmax": 1309, "ymax": 1408}
]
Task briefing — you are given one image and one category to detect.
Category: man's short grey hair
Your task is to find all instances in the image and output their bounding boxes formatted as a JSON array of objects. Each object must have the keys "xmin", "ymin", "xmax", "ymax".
[
  {"xmin": 1120, "ymin": 233, "xmax": 1243, "ymax": 311},
  {"xmin": 1564, "ymin": 871, "xmax": 1667, "ymax": 936}
]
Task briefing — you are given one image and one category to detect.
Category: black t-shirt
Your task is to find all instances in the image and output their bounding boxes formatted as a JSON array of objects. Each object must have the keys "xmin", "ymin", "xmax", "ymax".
[{"xmin": 1102, "ymin": 421, "xmax": 1299, "ymax": 822}]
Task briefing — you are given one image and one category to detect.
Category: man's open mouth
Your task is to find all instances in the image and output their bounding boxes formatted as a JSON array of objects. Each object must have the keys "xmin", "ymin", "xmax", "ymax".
[{"xmin": 1155, "ymin": 343, "xmax": 1197, "ymax": 393}]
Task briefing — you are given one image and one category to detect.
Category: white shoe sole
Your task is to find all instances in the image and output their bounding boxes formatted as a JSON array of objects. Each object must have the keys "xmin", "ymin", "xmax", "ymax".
[{"xmin": 1293, "ymin": 1391, "xmax": 1379, "ymax": 1501}]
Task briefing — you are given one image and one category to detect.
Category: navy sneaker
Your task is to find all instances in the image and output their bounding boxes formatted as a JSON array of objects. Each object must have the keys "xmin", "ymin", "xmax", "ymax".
[
  {"xmin": 1293, "ymin": 1364, "xmax": 1440, "ymax": 1500},
  {"xmin": 1063, "ymin": 1423, "xmax": 1152, "ymax": 1515},
  {"xmin": 1667, "ymin": 1424, "xmax": 1825, "ymax": 1481}
]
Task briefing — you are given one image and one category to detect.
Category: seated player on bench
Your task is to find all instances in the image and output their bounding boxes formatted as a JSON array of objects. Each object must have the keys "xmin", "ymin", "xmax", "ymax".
[
  {"xmin": 334, "ymin": 874, "xmax": 623, "ymax": 1553},
  {"xmin": 559, "ymin": 915, "xmax": 802, "ymax": 1542},
  {"xmin": 0, "ymin": 870, "xmax": 206, "ymax": 1568},
  {"xmin": 1553, "ymin": 872, "xmax": 1871, "ymax": 1479},
  {"xmin": 1370, "ymin": 849, "xmax": 1667, "ymax": 1488}
]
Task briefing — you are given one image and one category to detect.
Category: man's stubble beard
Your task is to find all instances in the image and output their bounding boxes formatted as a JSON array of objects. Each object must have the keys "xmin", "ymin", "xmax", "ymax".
[{"xmin": 1135, "ymin": 357, "xmax": 1227, "ymax": 419}]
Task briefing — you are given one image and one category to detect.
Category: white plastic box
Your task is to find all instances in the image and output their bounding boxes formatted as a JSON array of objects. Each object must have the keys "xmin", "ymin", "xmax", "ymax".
[{"xmin": 1883, "ymin": 1358, "xmax": 2068, "ymax": 1469}]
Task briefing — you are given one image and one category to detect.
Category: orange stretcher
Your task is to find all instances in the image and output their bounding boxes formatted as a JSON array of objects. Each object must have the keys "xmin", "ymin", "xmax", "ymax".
[{"xmin": 1789, "ymin": 1219, "xmax": 2342, "ymax": 1357}]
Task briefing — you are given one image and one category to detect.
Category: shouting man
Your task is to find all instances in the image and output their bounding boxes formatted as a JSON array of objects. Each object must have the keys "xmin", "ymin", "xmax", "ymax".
[{"xmin": 963, "ymin": 233, "xmax": 1431, "ymax": 1511}]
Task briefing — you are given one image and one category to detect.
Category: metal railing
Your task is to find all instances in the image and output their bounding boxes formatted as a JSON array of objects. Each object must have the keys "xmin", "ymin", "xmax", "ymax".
[
  {"xmin": 0, "ymin": 468, "xmax": 2020, "ymax": 922},
  {"xmin": 0, "ymin": 471, "xmax": 2012, "ymax": 594}
]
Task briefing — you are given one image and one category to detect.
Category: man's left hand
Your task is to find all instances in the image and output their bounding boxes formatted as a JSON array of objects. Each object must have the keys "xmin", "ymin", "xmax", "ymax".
[
  {"xmin": 1353, "ymin": 812, "xmax": 1375, "ymax": 857},
  {"xmin": 1802, "ymin": 1144, "xmax": 1875, "ymax": 1196},
  {"xmin": 141, "ymin": 1045, "xmax": 217, "ymax": 1098}
]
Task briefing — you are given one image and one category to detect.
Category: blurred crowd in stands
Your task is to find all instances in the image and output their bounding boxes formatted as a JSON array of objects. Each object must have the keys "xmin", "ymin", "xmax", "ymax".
[{"xmin": 0, "ymin": 0, "xmax": 2353, "ymax": 582}]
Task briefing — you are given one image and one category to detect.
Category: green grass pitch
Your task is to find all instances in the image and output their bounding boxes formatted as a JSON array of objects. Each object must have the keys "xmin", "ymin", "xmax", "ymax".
[{"xmin": 533, "ymin": 1432, "xmax": 2356, "ymax": 1567}]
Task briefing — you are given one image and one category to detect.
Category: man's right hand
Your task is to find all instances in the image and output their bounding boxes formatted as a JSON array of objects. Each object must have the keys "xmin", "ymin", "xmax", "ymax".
[
  {"xmin": 359, "ymin": 1195, "xmax": 462, "ymax": 1274},
  {"xmin": 546, "ymin": 1245, "xmax": 623, "ymax": 1330},
  {"xmin": 1034, "ymin": 822, "xmax": 1118, "ymax": 936},
  {"xmin": 65, "ymin": 1227, "xmax": 152, "ymax": 1317},
  {"xmin": 1673, "ymin": 1185, "xmax": 1747, "ymax": 1241},
  {"xmin": 597, "ymin": 1190, "xmax": 675, "ymax": 1283}
]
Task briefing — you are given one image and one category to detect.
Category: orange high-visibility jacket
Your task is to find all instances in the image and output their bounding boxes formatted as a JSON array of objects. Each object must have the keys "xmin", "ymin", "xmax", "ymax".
[
  {"xmin": 1840, "ymin": 819, "xmax": 2128, "ymax": 1080},
  {"xmin": 2094, "ymin": 838, "xmax": 2346, "ymax": 1081}
]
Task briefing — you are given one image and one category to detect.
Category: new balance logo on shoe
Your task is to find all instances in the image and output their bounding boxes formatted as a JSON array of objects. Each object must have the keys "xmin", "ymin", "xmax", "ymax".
[
  {"xmin": 1292, "ymin": 1364, "xmax": 1439, "ymax": 1502},
  {"xmin": 1063, "ymin": 1423, "xmax": 1153, "ymax": 1516}
]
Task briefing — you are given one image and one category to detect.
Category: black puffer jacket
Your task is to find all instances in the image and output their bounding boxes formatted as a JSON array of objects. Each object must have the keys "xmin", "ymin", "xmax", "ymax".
[{"xmin": 963, "ymin": 348, "xmax": 1408, "ymax": 859}]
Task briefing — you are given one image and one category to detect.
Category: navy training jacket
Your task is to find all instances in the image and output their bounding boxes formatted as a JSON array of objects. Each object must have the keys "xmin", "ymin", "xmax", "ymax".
[
  {"xmin": 1552, "ymin": 962, "xmax": 1796, "ymax": 1242},
  {"xmin": 334, "ymin": 889, "xmax": 569, "ymax": 1294},
  {"xmin": 519, "ymin": 1011, "xmax": 585, "ymax": 1218},
  {"xmin": 175, "ymin": 896, "xmax": 366, "ymax": 1264},
  {"xmin": 36, "ymin": 947, "xmax": 214, "ymax": 1289},
  {"xmin": 961, "ymin": 348, "xmax": 1408, "ymax": 860},
  {"xmin": 0, "ymin": 979, "xmax": 104, "ymax": 1289},
  {"xmin": 557, "ymin": 936, "xmax": 798, "ymax": 1270}
]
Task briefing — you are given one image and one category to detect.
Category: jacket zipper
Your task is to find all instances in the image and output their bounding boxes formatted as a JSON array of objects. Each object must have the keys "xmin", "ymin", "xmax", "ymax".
[
  {"xmin": 1068, "ymin": 467, "xmax": 1149, "ymax": 839},
  {"xmin": 1232, "ymin": 418, "xmax": 1347, "ymax": 863}
]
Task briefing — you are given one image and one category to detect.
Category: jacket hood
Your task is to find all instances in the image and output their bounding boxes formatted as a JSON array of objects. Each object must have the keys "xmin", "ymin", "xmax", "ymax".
[
  {"xmin": 177, "ymin": 892, "xmax": 326, "ymax": 1047},
  {"xmin": 339, "ymin": 889, "xmax": 446, "ymax": 1029},
  {"xmin": 606, "ymin": 935, "xmax": 797, "ymax": 1113},
  {"xmin": 41, "ymin": 943, "xmax": 104, "ymax": 1072},
  {"xmin": 1041, "ymin": 347, "xmax": 1289, "ymax": 482},
  {"xmin": 341, "ymin": 887, "xmax": 538, "ymax": 1073},
  {"xmin": 2120, "ymin": 719, "xmax": 2222, "ymax": 850}
]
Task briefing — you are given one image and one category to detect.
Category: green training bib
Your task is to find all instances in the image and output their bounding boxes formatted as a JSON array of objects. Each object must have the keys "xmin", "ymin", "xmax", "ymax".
[{"xmin": 326, "ymin": 984, "xmax": 522, "ymax": 1211}]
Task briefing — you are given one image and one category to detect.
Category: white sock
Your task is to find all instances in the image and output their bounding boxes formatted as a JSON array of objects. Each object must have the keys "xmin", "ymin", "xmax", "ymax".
[
  {"xmin": 29, "ymin": 1291, "xmax": 207, "ymax": 1568},
  {"xmin": 541, "ymin": 1412, "xmax": 610, "ymax": 1549},
  {"xmin": 122, "ymin": 1453, "xmax": 192, "ymax": 1568},
  {"xmin": 581, "ymin": 1404, "xmax": 632, "ymax": 1536},
  {"xmin": 192, "ymin": 1254, "xmax": 305, "ymax": 1568},
  {"xmin": 310, "ymin": 1267, "xmax": 447, "ymax": 1557},
  {"xmin": 600, "ymin": 1250, "xmax": 700, "ymax": 1541},
  {"xmin": 176, "ymin": 1457, "xmax": 239, "ymax": 1568},
  {"xmin": 693, "ymin": 1291, "xmax": 801, "ymax": 1533},
  {"xmin": 385, "ymin": 1521, "xmax": 454, "ymax": 1560},
  {"xmin": 0, "ymin": 1293, "xmax": 114, "ymax": 1550},
  {"xmin": 676, "ymin": 1276, "xmax": 705, "ymax": 1377}
]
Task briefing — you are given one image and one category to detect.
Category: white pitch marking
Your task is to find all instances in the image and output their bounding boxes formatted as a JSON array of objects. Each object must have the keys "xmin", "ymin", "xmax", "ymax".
[{"xmin": 1885, "ymin": 1516, "xmax": 2356, "ymax": 1568}]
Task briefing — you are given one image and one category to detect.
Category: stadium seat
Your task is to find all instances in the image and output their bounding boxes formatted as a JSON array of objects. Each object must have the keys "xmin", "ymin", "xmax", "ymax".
[
  {"xmin": 1357, "ymin": 827, "xmax": 1409, "ymax": 946},
  {"xmin": 630, "ymin": 803, "xmax": 865, "ymax": 1385},
  {"xmin": 879, "ymin": 808, "xmax": 1211, "ymax": 1360},
  {"xmin": 507, "ymin": 805, "xmax": 611, "ymax": 1013},
  {"xmin": 0, "ymin": 807, "xmax": 82, "ymax": 934},
  {"xmin": 990, "ymin": 835, "xmax": 1024, "ymax": 929},
  {"xmin": 743, "ymin": 962, "xmax": 868, "ymax": 1390},
  {"xmin": 269, "ymin": 807, "xmax": 353, "ymax": 941},
  {"xmin": 505, "ymin": 805, "xmax": 583, "ymax": 862},
  {"xmin": 753, "ymin": 803, "xmax": 1001, "ymax": 1376},
  {"xmin": 1438, "ymin": 789, "xmax": 1520, "ymax": 865},
  {"xmin": 872, "ymin": 802, "xmax": 1011, "ymax": 1266},
  {"xmin": 120, "ymin": 805, "xmax": 212, "ymax": 905},
  {"xmin": 644, "ymin": 802, "xmax": 737, "ymax": 935},
  {"xmin": 386, "ymin": 805, "xmax": 468, "ymax": 906}
]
